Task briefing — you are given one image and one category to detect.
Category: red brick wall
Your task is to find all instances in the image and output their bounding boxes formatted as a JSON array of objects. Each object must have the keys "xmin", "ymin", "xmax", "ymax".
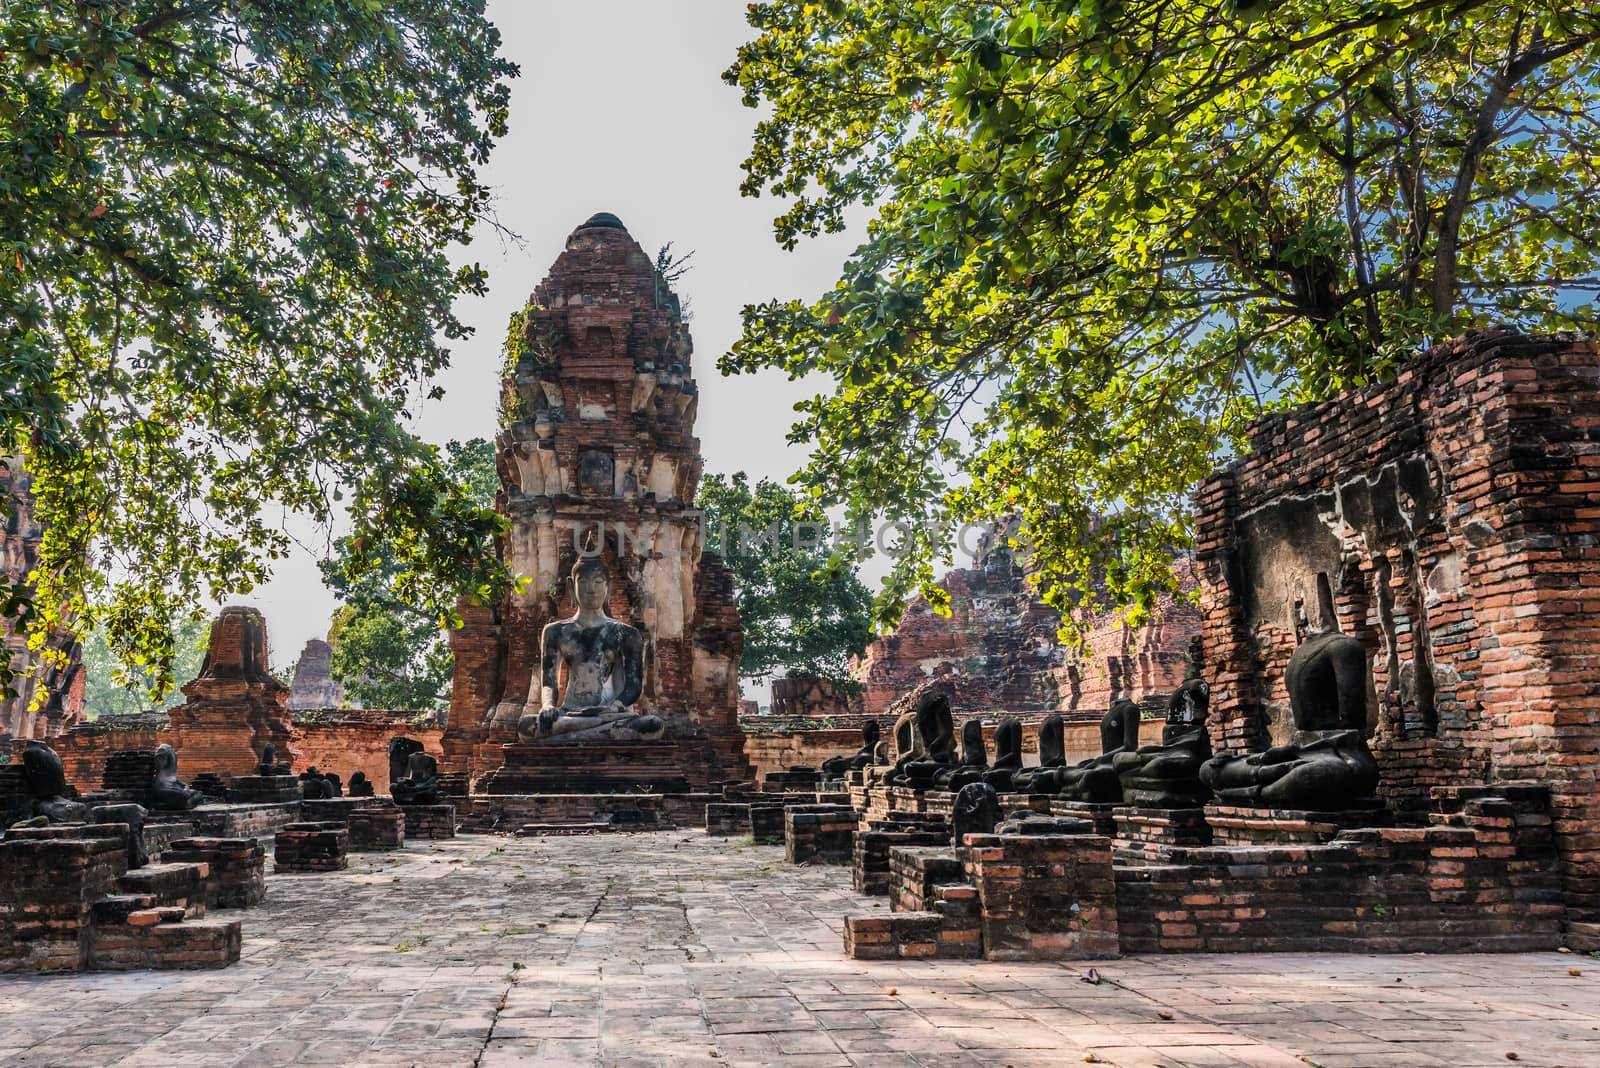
[{"xmin": 1194, "ymin": 330, "xmax": 1600, "ymax": 942}]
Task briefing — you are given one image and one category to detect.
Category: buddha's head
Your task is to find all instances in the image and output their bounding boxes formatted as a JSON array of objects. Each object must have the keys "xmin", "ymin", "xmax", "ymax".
[{"xmin": 572, "ymin": 554, "xmax": 611, "ymax": 613}]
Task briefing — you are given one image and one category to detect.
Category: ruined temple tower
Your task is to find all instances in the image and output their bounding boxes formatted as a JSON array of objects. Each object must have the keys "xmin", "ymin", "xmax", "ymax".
[{"xmin": 443, "ymin": 213, "xmax": 749, "ymax": 787}]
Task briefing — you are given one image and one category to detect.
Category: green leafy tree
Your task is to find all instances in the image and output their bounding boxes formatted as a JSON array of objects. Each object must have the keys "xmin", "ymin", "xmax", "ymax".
[
  {"xmin": 79, "ymin": 613, "xmax": 210, "ymax": 718},
  {"xmin": 697, "ymin": 472, "xmax": 874, "ymax": 685},
  {"xmin": 0, "ymin": 1, "xmax": 519, "ymax": 704},
  {"xmin": 723, "ymin": 2, "xmax": 1600, "ymax": 632},
  {"xmin": 321, "ymin": 438, "xmax": 499, "ymax": 710}
]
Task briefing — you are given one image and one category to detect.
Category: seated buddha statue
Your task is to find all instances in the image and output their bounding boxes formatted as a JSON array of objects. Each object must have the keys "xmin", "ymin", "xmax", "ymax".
[
  {"xmin": 145, "ymin": 743, "xmax": 204, "ymax": 811},
  {"xmin": 1114, "ymin": 679, "xmax": 1213, "ymax": 808},
  {"xmin": 897, "ymin": 691, "xmax": 958, "ymax": 788},
  {"xmin": 821, "ymin": 720, "xmax": 881, "ymax": 781},
  {"xmin": 1056, "ymin": 699, "xmax": 1143, "ymax": 803},
  {"xmin": 1009, "ymin": 713, "xmax": 1068, "ymax": 794},
  {"xmin": 981, "ymin": 719, "xmax": 1024, "ymax": 791},
  {"xmin": 519, "ymin": 555, "xmax": 664, "ymax": 746},
  {"xmin": 933, "ymin": 719, "xmax": 989, "ymax": 790},
  {"xmin": 1199, "ymin": 627, "xmax": 1379, "ymax": 810}
]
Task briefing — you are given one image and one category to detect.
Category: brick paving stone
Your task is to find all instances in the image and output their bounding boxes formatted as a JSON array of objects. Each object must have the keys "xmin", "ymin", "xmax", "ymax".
[{"xmin": 1, "ymin": 831, "xmax": 1597, "ymax": 1067}]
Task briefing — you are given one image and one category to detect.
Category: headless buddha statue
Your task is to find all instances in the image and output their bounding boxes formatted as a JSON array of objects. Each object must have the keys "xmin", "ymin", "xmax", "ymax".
[
  {"xmin": 897, "ymin": 691, "xmax": 958, "ymax": 788},
  {"xmin": 933, "ymin": 719, "xmax": 989, "ymax": 790},
  {"xmin": 1009, "ymin": 713, "xmax": 1068, "ymax": 794},
  {"xmin": 1114, "ymin": 679, "xmax": 1212, "ymax": 808},
  {"xmin": 821, "ymin": 720, "xmax": 881, "ymax": 781},
  {"xmin": 981, "ymin": 719, "xmax": 1024, "ymax": 790},
  {"xmin": 1055, "ymin": 699, "xmax": 1143, "ymax": 802},
  {"xmin": 1199, "ymin": 627, "xmax": 1379, "ymax": 810},
  {"xmin": 146, "ymin": 743, "xmax": 204, "ymax": 811},
  {"xmin": 519, "ymin": 555, "xmax": 664, "ymax": 746}
]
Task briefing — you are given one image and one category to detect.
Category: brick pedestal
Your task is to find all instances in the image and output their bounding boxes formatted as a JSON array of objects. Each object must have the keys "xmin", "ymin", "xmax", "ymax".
[
  {"xmin": 273, "ymin": 822, "xmax": 349, "ymax": 872},
  {"xmin": 1203, "ymin": 804, "xmax": 1390, "ymax": 846},
  {"xmin": 1114, "ymin": 806, "xmax": 1214, "ymax": 861},
  {"xmin": 785, "ymin": 806, "xmax": 857, "ymax": 864},
  {"xmin": 399, "ymin": 803, "xmax": 456, "ymax": 839},
  {"xmin": 852, "ymin": 829, "xmax": 951, "ymax": 895},
  {"xmin": 476, "ymin": 743, "xmax": 691, "ymax": 795},
  {"xmin": 1050, "ymin": 800, "xmax": 1120, "ymax": 838},
  {"xmin": 163, "ymin": 838, "xmax": 266, "ymax": 908},
  {"xmin": 228, "ymin": 775, "xmax": 302, "ymax": 803},
  {"xmin": 705, "ymin": 803, "xmax": 748, "ymax": 836},
  {"xmin": 348, "ymin": 806, "xmax": 406, "ymax": 850},
  {"xmin": 961, "ymin": 833, "xmax": 1120, "ymax": 960}
]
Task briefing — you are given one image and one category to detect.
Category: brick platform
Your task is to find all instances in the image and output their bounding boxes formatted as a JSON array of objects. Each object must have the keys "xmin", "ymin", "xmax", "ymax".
[
  {"xmin": 963, "ymin": 833, "xmax": 1121, "ymax": 960},
  {"xmin": 162, "ymin": 838, "xmax": 266, "ymax": 908},
  {"xmin": 784, "ymin": 806, "xmax": 857, "ymax": 864},
  {"xmin": 852, "ymin": 829, "xmax": 950, "ymax": 895},
  {"xmin": 1113, "ymin": 806, "xmax": 1213, "ymax": 861},
  {"xmin": 273, "ymin": 822, "xmax": 349, "ymax": 873},
  {"xmin": 347, "ymin": 806, "xmax": 406, "ymax": 850},
  {"xmin": 475, "ymin": 743, "xmax": 692, "ymax": 795},
  {"xmin": 1203, "ymin": 803, "xmax": 1392, "ymax": 846},
  {"xmin": 399, "ymin": 803, "xmax": 456, "ymax": 840},
  {"xmin": 1115, "ymin": 795, "xmax": 1564, "ymax": 953}
]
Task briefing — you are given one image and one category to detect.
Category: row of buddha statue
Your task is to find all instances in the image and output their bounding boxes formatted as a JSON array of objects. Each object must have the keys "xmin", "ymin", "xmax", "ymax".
[{"xmin": 829, "ymin": 628, "xmax": 1381, "ymax": 812}]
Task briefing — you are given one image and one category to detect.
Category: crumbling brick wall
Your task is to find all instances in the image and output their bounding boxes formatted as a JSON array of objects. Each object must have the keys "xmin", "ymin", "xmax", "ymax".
[{"xmin": 1194, "ymin": 330, "xmax": 1600, "ymax": 944}]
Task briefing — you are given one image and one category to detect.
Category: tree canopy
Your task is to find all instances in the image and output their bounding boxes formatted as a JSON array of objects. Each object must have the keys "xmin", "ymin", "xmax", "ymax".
[
  {"xmin": 80, "ymin": 613, "xmax": 208, "ymax": 718},
  {"xmin": 697, "ymin": 472, "xmax": 874, "ymax": 685},
  {"xmin": 321, "ymin": 438, "xmax": 498, "ymax": 711},
  {"xmin": 723, "ymin": 1, "xmax": 1600, "ymax": 631},
  {"xmin": 1, "ymin": 0, "xmax": 518, "ymax": 703}
]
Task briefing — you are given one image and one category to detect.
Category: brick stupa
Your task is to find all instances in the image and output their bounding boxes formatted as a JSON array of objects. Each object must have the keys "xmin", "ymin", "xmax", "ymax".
[
  {"xmin": 443, "ymin": 213, "xmax": 750, "ymax": 789},
  {"xmin": 166, "ymin": 605, "xmax": 298, "ymax": 775}
]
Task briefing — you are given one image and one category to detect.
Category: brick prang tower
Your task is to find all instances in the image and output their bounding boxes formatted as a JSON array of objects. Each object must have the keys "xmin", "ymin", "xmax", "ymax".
[{"xmin": 444, "ymin": 213, "xmax": 750, "ymax": 788}]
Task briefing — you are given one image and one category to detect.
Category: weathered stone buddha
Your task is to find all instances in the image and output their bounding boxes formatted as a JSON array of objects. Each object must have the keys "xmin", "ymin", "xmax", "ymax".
[
  {"xmin": 146, "ymin": 743, "xmax": 203, "ymax": 811},
  {"xmin": 981, "ymin": 719, "xmax": 1024, "ymax": 791},
  {"xmin": 518, "ymin": 556, "xmax": 664, "ymax": 746},
  {"xmin": 952, "ymin": 781, "xmax": 1002, "ymax": 843},
  {"xmin": 896, "ymin": 691, "xmax": 958, "ymax": 788},
  {"xmin": 1010, "ymin": 713, "xmax": 1068, "ymax": 794},
  {"xmin": 1056, "ymin": 699, "xmax": 1143, "ymax": 803},
  {"xmin": 21, "ymin": 741, "xmax": 88, "ymax": 823},
  {"xmin": 875, "ymin": 707, "xmax": 921, "ymax": 785},
  {"xmin": 255, "ymin": 742, "xmax": 290, "ymax": 777},
  {"xmin": 391, "ymin": 750, "xmax": 440, "ymax": 806},
  {"xmin": 347, "ymin": 771, "xmax": 375, "ymax": 797},
  {"xmin": 821, "ymin": 720, "xmax": 881, "ymax": 780},
  {"xmin": 933, "ymin": 719, "xmax": 989, "ymax": 790},
  {"xmin": 1199, "ymin": 629, "xmax": 1380, "ymax": 810},
  {"xmin": 1114, "ymin": 679, "xmax": 1213, "ymax": 808}
]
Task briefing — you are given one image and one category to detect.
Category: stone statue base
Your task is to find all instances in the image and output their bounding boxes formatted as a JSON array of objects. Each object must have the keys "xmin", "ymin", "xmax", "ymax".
[
  {"xmin": 515, "ymin": 706, "xmax": 667, "ymax": 746},
  {"xmin": 476, "ymin": 742, "xmax": 690, "ymax": 795}
]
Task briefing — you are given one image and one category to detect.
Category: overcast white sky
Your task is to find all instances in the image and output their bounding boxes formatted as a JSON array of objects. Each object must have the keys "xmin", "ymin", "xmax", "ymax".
[{"xmin": 240, "ymin": 2, "xmax": 866, "ymax": 673}]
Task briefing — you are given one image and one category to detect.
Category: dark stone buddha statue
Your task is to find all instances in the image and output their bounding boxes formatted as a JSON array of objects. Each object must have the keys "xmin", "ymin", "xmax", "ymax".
[
  {"xmin": 933, "ymin": 719, "xmax": 989, "ymax": 789},
  {"xmin": 821, "ymin": 720, "xmax": 881, "ymax": 780},
  {"xmin": 1114, "ymin": 679, "xmax": 1213, "ymax": 808},
  {"xmin": 92, "ymin": 802, "xmax": 150, "ymax": 868},
  {"xmin": 1056, "ymin": 699, "xmax": 1143, "ymax": 803},
  {"xmin": 347, "ymin": 771, "xmax": 375, "ymax": 797},
  {"xmin": 21, "ymin": 741, "xmax": 87, "ymax": 823},
  {"xmin": 952, "ymin": 781, "xmax": 1002, "ymax": 844},
  {"xmin": 298, "ymin": 767, "xmax": 333, "ymax": 800},
  {"xmin": 870, "ymin": 710, "xmax": 918, "ymax": 786},
  {"xmin": 146, "ymin": 743, "xmax": 203, "ymax": 811},
  {"xmin": 897, "ymin": 691, "xmax": 958, "ymax": 788},
  {"xmin": 1010, "ymin": 713, "xmax": 1068, "ymax": 794},
  {"xmin": 255, "ymin": 742, "xmax": 290, "ymax": 777},
  {"xmin": 390, "ymin": 748, "xmax": 440, "ymax": 806},
  {"xmin": 981, "ymin": 719, "xmax": 1024, "ymax": 791},
  {"xmin": 1199, "ymin": 630, "xmax": 1379, "ymax": 810}
]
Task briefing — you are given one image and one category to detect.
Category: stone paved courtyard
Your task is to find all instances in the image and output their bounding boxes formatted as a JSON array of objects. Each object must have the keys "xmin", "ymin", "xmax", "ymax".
[{"xmin": 0, "ymin": 831, "xmax": 1595, "ymax": 1068}]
